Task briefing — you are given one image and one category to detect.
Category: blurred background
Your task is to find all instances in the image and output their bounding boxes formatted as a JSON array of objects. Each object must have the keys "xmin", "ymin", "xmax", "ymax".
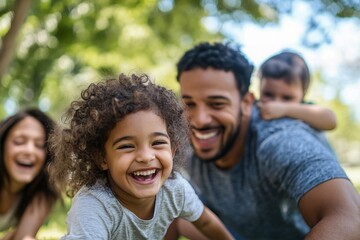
[{"xmin": 1, "ymin": 0, "xmax": 359, "ymax": 238}]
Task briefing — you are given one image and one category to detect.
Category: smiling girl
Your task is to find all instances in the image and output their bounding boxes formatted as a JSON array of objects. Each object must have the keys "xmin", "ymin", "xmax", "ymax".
[
  {"xmin": 49, "ymin": 73, "xmax": 234, "ymax": 240},
  {"xmin": 257, "ymin": 50, "xmax": 337, "ymax": 131}
]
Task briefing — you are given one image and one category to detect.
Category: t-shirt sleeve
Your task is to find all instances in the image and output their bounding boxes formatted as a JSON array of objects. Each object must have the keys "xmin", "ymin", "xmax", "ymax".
[
  {"xmin": 177, "ymin": 174, "xmax": 205, "ymax": 222},
  {"xmin": 258, "ymin": 127, "xmax": 348, "ymax": 203},
  {"xmin": 61, "ymin": 190, "xmax": 113, "ymax": 240}
]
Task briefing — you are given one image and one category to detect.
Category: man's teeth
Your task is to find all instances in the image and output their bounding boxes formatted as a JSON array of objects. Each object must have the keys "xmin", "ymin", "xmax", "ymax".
[
  {"xmin": 194, "ymin": 131, "xmax": 217, "ymax": 140},
  {"xmin": 133, "ymin": 169, "xmax": 156, "ymax": 176}
]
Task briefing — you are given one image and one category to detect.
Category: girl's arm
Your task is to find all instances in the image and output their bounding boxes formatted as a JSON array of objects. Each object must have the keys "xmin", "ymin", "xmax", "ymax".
[
  {"xmin": 12, "ymin": 194, "xmax": 53, "ymax": 240},
  {"xmin": 257, "ymin": 101, "xmax": 337, "ymax": 130},
  {"xmin": 192, "ymin": 207, "xmax": 234, "ymax": 240}
]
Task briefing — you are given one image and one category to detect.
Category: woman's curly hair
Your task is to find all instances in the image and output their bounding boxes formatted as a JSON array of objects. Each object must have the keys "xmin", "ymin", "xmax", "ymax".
[{"xmin": 49, "ymin": 73, "xmax": 190, "ymax": 197}]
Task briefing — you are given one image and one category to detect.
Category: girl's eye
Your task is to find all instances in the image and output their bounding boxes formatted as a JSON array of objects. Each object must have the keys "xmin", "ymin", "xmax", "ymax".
[
  {"xmin": 264, "ymin": 92, "xmax": 274, "ymax": 98},
  {"xmin": 153, "ymin": 140, "xmax": 168, "ymax": 146},
  {"xmin": 117, "ymin": 144, "xmax": 134, "ymax": 149},
  {"xmin": 283, "ymin": 96, "xmax": 294, "ymax": 101}
]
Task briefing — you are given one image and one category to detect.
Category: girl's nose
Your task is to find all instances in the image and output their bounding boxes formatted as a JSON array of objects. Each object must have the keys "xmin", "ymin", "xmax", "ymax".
[{"xmin": 135, "ymin": 149, "xmax": 155, "ymax": 163}]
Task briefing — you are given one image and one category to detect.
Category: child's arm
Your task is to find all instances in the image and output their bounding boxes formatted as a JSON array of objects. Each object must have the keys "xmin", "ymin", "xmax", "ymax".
[
  {"xmin": 257, "ymin": 101, "xmax": 337, "ymax": 130},
  {"xmin": 191, "ymin": 206, "xmax": 234, "ymax": 240}
]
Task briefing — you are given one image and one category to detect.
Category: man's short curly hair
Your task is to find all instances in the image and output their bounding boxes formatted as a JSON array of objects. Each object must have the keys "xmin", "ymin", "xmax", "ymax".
[
  {"xmin": 176, "ymin": 42, "xmax": 254, "ymax": 96},
  {"xmin": 50, "ymin": 73, "xmax": 190, "ymax": 197}
]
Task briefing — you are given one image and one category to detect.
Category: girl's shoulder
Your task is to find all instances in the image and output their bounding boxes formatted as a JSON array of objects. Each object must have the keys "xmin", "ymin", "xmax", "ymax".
[
  {"xmin": 162, "ymin": 171, "xmax": 194, "ymax": 196},
  {"xmin": 75, "ymin": 180, "xmax": 113, "ymax": 202}
]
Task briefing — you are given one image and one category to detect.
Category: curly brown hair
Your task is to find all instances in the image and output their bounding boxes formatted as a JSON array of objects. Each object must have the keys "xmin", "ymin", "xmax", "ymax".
[{"xmin": 49, "ymin": 73, "xmax": 190, "ymax": 197}]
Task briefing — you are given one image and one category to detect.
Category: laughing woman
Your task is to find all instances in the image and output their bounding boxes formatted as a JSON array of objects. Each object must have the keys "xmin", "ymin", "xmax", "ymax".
[{"xmin": 0, "ymin": 108, "xmax": 61, "ymax": 240}]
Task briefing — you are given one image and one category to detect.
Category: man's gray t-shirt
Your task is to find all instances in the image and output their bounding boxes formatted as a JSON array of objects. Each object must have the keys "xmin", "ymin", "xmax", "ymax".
[
  {"xmin": 61, "ymin": 172, "xmax": 204, "ymax": 240},
  {"xmin": 186, "ymin": 105, "xmax": 348, "ymax": 240}
]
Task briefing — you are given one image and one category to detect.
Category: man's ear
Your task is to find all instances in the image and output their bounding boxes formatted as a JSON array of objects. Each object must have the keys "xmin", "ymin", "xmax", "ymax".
[{"xmin": 241, "ymin": 92, "xmax": 254, "ymax": 117}]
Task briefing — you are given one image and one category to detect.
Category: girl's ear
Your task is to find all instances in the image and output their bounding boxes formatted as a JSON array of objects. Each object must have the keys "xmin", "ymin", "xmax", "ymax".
[
  {"xmin": 172, "ymin": 146, "xmax": 177, "ymax": 159},
  {"xmin": 99, "ymin": 159, "xmax": 108, "ymax": 170},
  {"xmin": 95, "ymin": 151, "xmax": 108, "ymax": 170}
]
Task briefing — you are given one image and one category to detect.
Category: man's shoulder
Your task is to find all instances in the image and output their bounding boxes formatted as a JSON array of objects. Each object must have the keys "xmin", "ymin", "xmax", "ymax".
[{"xmin": 251, "ymin": 106, "xmax": 313, "ymax": 143}]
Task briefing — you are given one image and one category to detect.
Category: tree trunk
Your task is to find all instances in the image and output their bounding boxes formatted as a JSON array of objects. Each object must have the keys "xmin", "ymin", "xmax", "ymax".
[{"xmin": 0, "ymin": 0, "xmax": 33, "ymax": 82}]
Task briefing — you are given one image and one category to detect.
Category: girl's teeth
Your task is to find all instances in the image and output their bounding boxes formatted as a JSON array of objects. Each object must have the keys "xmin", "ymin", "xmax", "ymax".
[{"xmin": 133, "ymin": 169, "xmax": 156, "ymax": 176}]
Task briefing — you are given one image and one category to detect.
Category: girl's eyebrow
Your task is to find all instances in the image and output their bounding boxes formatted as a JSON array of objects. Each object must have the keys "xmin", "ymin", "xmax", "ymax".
[
  {"xmin": 112, "ymin": 136, "xmax": 132, "ymax": 147},
  {"xmin": 153, "ymin": 132, "xmax": 170, "ymax": 139},
  {"xmin": 112, "ymin": 132, "xmax": 170, "ymax": 147}
]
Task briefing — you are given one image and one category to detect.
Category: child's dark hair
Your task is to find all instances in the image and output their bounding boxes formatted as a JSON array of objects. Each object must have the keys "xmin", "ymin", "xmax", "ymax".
[
  {"xmin": 49, "ymin": 73, "xmax": 190, "ymax": 197},
  {"xmin": 176, "ymin": 42, "xmax": 254, "ymax": 96},
  {"xmin": 259, "ymin": 50, "xmax": 310, "ymax": 96},
  {"xmin": 0, "ymin": 108, "xmax": 60, "ymax": 221}
]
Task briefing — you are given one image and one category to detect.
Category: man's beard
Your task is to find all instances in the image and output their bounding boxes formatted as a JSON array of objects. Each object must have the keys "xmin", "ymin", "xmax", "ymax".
[{"xmin": 194, "ymin": 109, "xmax": 242, "ymax": 163}]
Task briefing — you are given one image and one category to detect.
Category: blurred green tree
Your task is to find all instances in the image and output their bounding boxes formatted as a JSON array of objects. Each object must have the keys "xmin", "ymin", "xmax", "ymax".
[{"xmin": 1, "ymin": 0, "xmax": 360, "ymax": 117}]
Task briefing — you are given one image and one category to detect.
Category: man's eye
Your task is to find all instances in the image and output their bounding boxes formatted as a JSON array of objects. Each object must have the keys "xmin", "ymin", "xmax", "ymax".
[
  {"xmin": 210, "ymin": 102, "xmax": 225, "ymax": 108},
  {"xmin": 184, "ymin": 102, "xmax": 195, "ymax": 108}
]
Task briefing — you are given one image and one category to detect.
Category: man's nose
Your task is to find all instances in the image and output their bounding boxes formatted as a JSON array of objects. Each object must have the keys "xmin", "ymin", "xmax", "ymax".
[{"xmin": 190, "ymin": 106, "xmax": 212, "ymax": 127}]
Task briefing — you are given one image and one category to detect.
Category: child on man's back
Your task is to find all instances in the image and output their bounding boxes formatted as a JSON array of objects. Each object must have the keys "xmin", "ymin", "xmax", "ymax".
[
  {"xmin": 49, "ymin": 73, "xmax": 234, "ymax": 240},
  {"xmin": 257, "ymin": 51, "xmax": 337, "ymax": 131}
]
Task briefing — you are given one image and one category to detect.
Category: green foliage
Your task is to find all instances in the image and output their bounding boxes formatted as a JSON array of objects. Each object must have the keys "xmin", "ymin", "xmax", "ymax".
[
  {"xmin": 1, "ymin": 0, "xmax": 359, "ymax": 164},
  {"xmin": 305, "ymin": 70, "xmax": 360, "ymax": 165},
  {"xmin": 0, "ymin": 1, "xmax": 218, "ymax": 116},
  {"xmin": 2, "ymin": 0, "xmax": 360, "ymax": 118},
  {"xmin": 0, "ymin": 0, "xmax": 359, "ymax": 164}
]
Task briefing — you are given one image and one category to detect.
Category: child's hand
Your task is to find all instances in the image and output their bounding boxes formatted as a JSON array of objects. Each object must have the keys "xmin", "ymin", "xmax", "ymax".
[{"xmin": 257, "ymin": 101, "xmax": 288, "ymax": 120}]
